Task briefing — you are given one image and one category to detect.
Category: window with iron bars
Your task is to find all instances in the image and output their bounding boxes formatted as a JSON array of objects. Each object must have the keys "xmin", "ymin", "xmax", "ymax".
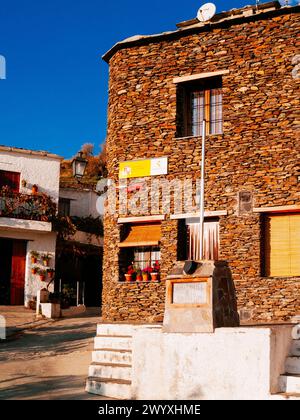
[{"xmin": 176, "ymin": 77, "xmax": 223, "ymax": 137}]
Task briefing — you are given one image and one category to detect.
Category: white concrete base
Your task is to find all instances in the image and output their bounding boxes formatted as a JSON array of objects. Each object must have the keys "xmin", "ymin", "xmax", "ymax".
[
  {"xmin": 86, "ymin": 323, "xmax": 298, "ymax": 400},
  {"xmin": 40, "ymin": 303, "xmax": 61, "ymax": 319},
  {"xmin": 131, "ymin": 326, "xmax": 294, "ymax": 400}
]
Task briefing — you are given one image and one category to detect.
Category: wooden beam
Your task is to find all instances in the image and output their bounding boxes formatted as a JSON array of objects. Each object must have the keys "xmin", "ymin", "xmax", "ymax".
[
  {"xmin": 173, "ymin": 70, "xmax": 230, "ymax": 84},
  {"xmin": 253, "ymin": 205, "xmax": 300, "ymax": 214},
  {"xmin": 170, "ymin": 211, "xmax": 228, "ymax": 220},
  {"xmin": 118, "ymin": 215, "xmax": 166, "ymax": 224}
]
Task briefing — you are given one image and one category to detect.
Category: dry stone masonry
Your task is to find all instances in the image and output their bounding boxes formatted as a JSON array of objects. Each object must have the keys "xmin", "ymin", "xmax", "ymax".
[{"xmin": 102, "ymin": 4, "xmax": 300, "ymax": 324}]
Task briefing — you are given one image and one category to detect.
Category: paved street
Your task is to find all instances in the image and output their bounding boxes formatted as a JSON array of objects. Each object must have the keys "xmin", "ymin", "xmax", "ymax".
[{"xmin": 0, "ymin": 307, "xmax": 109, "ymax": 400}]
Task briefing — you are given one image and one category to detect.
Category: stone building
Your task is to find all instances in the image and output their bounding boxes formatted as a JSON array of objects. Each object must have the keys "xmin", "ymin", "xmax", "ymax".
[{"xmin": 101, "ymin": 2, "xmax": 300, "ymax": 324}]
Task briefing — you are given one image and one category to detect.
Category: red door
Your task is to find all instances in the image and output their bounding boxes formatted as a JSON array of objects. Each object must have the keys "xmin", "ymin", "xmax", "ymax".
[{"xmin": 10, "ymin": 241, "xmax": 27, "ymax": 305}]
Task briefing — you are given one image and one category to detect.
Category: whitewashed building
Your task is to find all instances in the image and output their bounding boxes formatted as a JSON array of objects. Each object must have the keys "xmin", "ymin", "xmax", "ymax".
[
  {"xmin": 0, "ymin": 146, "xmax": 62, "ymax": 307},
  {"xmin": 56, "ymin": 184, "xmax": 103, "ymax": 307}
]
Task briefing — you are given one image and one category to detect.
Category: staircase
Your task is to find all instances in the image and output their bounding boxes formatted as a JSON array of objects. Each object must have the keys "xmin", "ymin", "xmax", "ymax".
[
  {"xmin": 86, "ymin": 324, "xmax": 134, "ymax": 399},
  {"xmin": 275, "ymin": 324, "xmax": 300, "ymax": 400},
  {"xmin": 86, "ymin": 323, "xmax": 158, "ymax": 399}
]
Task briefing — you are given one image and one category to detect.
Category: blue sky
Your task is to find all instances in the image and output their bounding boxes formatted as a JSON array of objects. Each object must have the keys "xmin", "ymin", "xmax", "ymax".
[{"xmin": 0, "ymin": 0, "xmax": 293, "ymax": 158}]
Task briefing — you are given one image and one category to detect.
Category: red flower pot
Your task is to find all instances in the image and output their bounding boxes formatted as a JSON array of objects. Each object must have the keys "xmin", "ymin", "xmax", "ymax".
[
  {"xmin": 150, "ymin": 273, "xmax": 159, "ymax": 282},
  {"xmin": 39, "ymin": 275, "xmax": 46, "ymax": 282},
  {"xmin": 125, "ymin": 274, "xmax": 132, "ymax": 282}
]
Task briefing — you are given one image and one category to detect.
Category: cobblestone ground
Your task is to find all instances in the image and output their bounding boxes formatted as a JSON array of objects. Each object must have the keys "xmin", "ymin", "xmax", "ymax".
[{"xmin": 0, "ymin": 307, "xmax": 110, "ymax": 400}]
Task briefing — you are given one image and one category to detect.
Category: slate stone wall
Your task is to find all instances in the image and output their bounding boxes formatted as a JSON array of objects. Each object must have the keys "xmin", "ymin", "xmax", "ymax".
[{"xmin": 102, "ymin": 9, "xmax": 300, "ymax": 323}]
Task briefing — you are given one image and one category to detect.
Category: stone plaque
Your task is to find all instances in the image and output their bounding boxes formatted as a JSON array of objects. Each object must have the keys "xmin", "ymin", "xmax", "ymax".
[{"xmin": 172, "ymin": 282, "xmax": 207, "ymax": 305}]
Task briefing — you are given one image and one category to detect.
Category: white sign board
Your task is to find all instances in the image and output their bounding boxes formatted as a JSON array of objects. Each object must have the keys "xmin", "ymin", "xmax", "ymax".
[{"xmin": 173, "ymin": 282, "xmax": 207, "ymax": 305}]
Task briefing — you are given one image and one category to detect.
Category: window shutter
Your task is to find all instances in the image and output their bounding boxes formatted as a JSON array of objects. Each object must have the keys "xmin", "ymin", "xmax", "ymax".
[
  {"xmin": 176, "ymin": 84, "xmax": 188, "ymax": 137},
  {"xmin": 266, "ymin": 214, "xmax": 300, "ymax": 277},
  {"xmin": 290, "ymin": 216, "xmax": 300, "ymax": 276}
]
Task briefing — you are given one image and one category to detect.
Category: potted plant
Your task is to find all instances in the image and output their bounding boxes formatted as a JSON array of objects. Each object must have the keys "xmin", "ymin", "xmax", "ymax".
[
  {"xmin": 125, "ymin": 265, "xmax": 135, "ymax": 282},
  {"xmin": 136, "ymin": 268, "xmax": 143, "ymax": 282},
  {"xmin": 142, "ymin": 266, "xmax": 152, "ymax": 282},
  {"xmin": 151, "ymin": 261, "xmax": 160, "ymax": 282},
  {"xmin": 30, "ymin": 251, "xmax": 39, "ymax": 264},
  {"xmin": 32, "ymin": 184, "xmax": 38, "ymax": 194},
  {"xmin": 38, "ymin": 268, "xmax": 47, "ymax": 282},
  {"xmin": 41, "ymin": 253, "xmax": 51, "ymax": 267},
  {"xmin": 31, "ymin": 265, "xmax": 38, "ymax": 275},
  {"xmin": 47, "ymin": 268, "xmax": 55, "ymax": 279}
]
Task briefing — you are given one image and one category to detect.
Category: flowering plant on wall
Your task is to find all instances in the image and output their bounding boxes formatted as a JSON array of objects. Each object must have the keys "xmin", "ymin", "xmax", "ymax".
[
  {"xmin": 153, "ymin": 260, "xmax": 160, "ymax": 273},
  {"xmin": 142, "ymin": 266, "xmax": 153, "ymax": 274},
  {"xmin": 0, "ymin": 187, "xmax": 56, "ymax": 222},
  {"xmin": 124, "ymin": 265, "xmax": 135, "ymax": 282}
]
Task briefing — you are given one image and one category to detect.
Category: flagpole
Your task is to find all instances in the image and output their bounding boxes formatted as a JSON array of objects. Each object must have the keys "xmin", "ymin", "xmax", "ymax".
[{"xmin": 199, "ymin": 120, "xmax": 206, "ymax": 261}]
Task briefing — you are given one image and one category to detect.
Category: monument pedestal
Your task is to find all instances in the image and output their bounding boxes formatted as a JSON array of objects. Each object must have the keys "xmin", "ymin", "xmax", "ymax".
[{"xmin": 163, "ymin": 261, "xmax": 240, "ymax": 333}]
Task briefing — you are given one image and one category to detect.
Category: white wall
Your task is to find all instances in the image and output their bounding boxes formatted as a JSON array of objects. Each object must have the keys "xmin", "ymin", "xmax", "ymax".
[
  {"xmin": 0, "ymin": 229, "xmax": 57, "ymax": 307},
  {"xmin": 59, "ymin": 188, "xmax": 99, "ymax": 217},
  {"xmin": 131, "ymin": 326, "xmax": 293, "ymax": 400},
  {"xmin": 0, "ymin": 148, "xmax": 61, "ymax": 306},
  {"xmin": 0, "ymin": 150, "xmax": 61, "ymax": 202}
]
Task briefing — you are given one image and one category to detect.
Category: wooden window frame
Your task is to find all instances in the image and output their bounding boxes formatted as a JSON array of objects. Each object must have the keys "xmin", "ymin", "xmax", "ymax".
[{"xmin": 176, "ymin": 77, "xmax": 223, "ymax": 138}]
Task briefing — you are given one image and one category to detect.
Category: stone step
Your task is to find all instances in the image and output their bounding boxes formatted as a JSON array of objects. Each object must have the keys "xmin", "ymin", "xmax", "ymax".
[
  {"xmin": 92, "ymin": 349, "xmax": 132, "ymax": 365},
  {"xmin": 94, "ymin": 336, "xmax": 132, "ymax": 351},
  {"xmin": 96, "ymin": 323, "xmax": 157, "ymax": 337},
  {"xmin": 86, "ymin": 377, "xmax": 132, "ymax": 400},
  {"xmin": 290, "ymin": 340, "xmax": 300, "ymax": 357},
  {"xmin": 279, "ymin": 375, "xmax": 300, "ymax": 394},
  {"xmin": 286, "ymin": 356, "xmax": 300, "ymax": 375},
  {"xmin": 97, "ymin": 324, "xmax": 136, "ymax": 337},
  {"xmin": 89, "ymin": 362, "xmax": 132, "ymax": 381}
]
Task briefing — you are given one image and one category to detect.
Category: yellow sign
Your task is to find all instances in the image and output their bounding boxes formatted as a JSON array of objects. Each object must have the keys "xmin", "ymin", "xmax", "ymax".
[{"xmin": 119, "ymin": 158, "xmax": 168, "ymax": 179}]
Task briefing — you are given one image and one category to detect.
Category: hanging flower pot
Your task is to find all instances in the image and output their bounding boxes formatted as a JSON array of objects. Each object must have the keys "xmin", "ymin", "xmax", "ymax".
[
  {"xmin": 39, "ymin": 273, "xmax": 46, "ymax": 282},
  {"xmin": 47, "ymin": 269, "xmax": 55, "ymax": 279},
  {"xmin": 31, "ymin": 266, "xmax": 38, "ymax": 275},
  {"xmin": 42, "ymin": 254, "xmax": 51, "ymax": 267},
  {"xmin": 32, "ymin": 184, "xmax": 38, "ymax": 194},
  {"xmin": 30, "ymin": 251, "xmax": 39, "ymax": 264}
]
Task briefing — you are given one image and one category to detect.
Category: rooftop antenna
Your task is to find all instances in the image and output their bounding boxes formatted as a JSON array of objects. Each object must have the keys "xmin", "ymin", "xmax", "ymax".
[{"xmin": 197, "ymin": 3, "xmax": 217, "ymax": 22}]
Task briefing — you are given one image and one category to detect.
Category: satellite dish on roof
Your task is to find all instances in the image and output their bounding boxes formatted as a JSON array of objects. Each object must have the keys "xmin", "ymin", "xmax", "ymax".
[{"xmin": 197, "ymin": 3, "xmax": 217, "ymax": 22}]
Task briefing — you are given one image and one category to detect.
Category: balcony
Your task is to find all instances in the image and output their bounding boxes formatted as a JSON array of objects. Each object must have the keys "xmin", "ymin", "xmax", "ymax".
[{"xmin": 0, "ymin": 190, "xmax": 57, "ymax": 233}]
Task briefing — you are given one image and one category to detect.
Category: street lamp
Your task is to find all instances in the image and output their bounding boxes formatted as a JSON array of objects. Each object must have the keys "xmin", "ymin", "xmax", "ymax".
[{"xmin": 72, "ymin": 151, "xmax": 88, "ymax": 181}]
